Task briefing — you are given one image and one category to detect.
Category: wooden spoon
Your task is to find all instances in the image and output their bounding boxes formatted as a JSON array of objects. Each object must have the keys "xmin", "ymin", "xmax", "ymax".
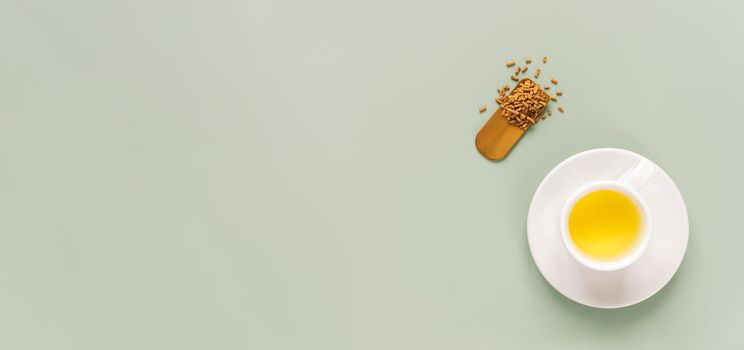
[{"xmin": 475, "ymin": 78, "xmax": 548, "ymax": 160}]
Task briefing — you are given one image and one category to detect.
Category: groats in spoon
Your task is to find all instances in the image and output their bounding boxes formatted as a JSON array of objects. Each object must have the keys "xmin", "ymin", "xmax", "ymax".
[{"xmin": 475, "ymin": 78, "xmax": 549, "ymax": 160}]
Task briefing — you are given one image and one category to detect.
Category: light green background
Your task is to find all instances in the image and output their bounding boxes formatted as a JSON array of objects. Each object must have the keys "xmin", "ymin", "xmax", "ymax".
[{"xmin": 2, "ymin": 0, "xmax": 744, "ymax": 348}]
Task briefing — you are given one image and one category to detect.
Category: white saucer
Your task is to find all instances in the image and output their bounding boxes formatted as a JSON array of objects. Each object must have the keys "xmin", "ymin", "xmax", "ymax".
[{"xmin": 527, "ymin": 148, "xmax": 689, "ymax": 308}]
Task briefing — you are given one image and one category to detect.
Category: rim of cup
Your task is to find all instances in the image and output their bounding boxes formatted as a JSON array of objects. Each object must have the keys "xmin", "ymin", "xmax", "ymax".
[{"xmin": 560, "ymin": 180, "xmax": 652, "ymax": 272}]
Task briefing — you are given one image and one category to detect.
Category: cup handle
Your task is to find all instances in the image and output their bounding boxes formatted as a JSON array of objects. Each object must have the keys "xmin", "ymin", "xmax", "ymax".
[{"xmin": 618, "ymin": 157, "xmax": 656, "ymax": 191}]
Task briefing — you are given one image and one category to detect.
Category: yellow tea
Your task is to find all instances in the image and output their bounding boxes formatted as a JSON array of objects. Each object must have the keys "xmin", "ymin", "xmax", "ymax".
[{"xmin": 568, "ymin": 189, "xmax": 642, "ymax": 260}]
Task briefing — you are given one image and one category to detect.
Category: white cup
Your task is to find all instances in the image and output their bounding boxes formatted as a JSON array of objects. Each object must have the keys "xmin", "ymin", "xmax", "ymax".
[{"xmin": 560, "ymin": 157, "xmax": 656, "ymax": 272}]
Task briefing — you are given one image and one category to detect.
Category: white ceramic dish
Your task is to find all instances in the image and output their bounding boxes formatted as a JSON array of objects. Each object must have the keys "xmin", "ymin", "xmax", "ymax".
[{"xmin": 527, "ymin": 148, "xmax": 689, "ymax": 308}]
